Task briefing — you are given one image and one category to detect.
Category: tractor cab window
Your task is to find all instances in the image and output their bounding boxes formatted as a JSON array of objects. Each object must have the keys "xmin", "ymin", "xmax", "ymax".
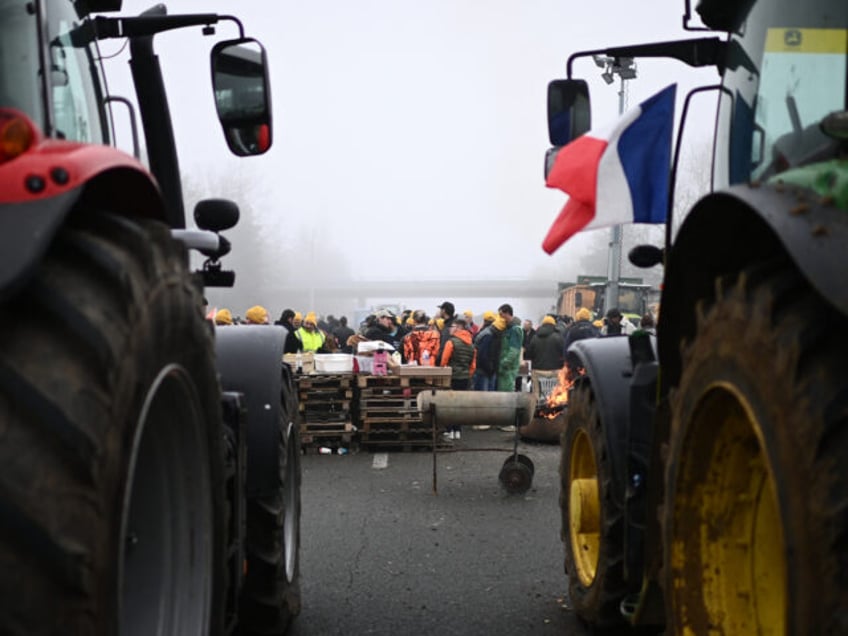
[
  {"xmin": 46, "ymin": 2, "xmax": 108, "ymax": 144},
  {"xmin": 718, "ymin": 0, "xmax": 848, "ymax": 184},
  {"xmin": 752, "ymin": 26, "xmax": 847, "ymax": 181},
  {"xmin": 0, "ymin": 0, "xmax": 42, "ymax": 123}
]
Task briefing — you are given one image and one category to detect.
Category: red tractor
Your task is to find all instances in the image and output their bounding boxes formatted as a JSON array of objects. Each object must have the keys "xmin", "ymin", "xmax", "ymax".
[
  {"xmin": 548, "ymin": 0, "xmax": 848, "ymax": 633},
  {"xmin": 0, "ymin": 1, "xmax": 300, "ymax": 633}
]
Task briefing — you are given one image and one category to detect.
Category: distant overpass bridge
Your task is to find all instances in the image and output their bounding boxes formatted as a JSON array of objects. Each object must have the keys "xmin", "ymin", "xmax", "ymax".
[{"xmin": 270, "ymin": 279, "xmax": 559, "ymax": 309}]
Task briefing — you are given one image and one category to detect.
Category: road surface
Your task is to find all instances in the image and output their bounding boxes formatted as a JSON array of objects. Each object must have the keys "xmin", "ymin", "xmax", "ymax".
[{"xmin": 288, "ymin": 428, "xmax": 592, "ymax": 636}]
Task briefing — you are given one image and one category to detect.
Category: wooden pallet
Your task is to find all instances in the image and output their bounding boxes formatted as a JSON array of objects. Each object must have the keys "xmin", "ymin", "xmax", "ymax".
[
  {"xmin": 357, "ymin": 385, "xmax": 425, "ymax": 399},
  {"xmin": 298, "ymin": 386, "xmax": 354, "ymax": 399},
  {"xmin": 299, "ymin": 399, "xmax": 352, "ymax": 414},
  {"xmin": 356, "ymin": 374, "xmax": 451, "ymax": 389},
  {"xmin": 358, "ymin": 409, "xmax": 423, "ymax": 424},
  {"xmin": 301, "ymin": 419, "xmax": 354, "ymax": 433},
  {"xmin": 297, "ymin": 374, "xmax": 355, "ymax": 445},
  {"xmin": 301, "ymin": 412, "xmax": 351, "ymax": 427},
  {"xmin": 300, "ymin": 420, "xmax": 355, "ymax": 449},
  {"xmin": 297, "ymin": 373, "xmax": 355, "ymax": 389},
  {"xmin": 359, "ymin": 417, "xmax": 431, "ymax": 433}
]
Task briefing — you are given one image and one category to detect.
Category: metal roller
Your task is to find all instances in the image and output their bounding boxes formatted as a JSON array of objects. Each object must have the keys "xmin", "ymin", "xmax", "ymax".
[{"xmin": 416, "ymin": 390, "xmax": 537, "ymax": 429}]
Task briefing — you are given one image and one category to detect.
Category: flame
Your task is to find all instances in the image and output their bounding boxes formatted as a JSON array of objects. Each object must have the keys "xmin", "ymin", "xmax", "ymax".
[{"xmin": 541, "ymin": 366, "xmax": 583, "ymax": 418}]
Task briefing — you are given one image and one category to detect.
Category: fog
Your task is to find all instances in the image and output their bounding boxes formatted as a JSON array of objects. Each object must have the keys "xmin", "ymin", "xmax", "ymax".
[{"xmin": 101, "ymin": 0, "xmax": 715, "ymax": 323}]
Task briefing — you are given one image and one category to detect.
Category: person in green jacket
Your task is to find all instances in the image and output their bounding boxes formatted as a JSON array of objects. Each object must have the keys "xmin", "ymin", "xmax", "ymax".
[{"xmin": 495, "ymin": 304, "xmax": 524, "ymax": 392}]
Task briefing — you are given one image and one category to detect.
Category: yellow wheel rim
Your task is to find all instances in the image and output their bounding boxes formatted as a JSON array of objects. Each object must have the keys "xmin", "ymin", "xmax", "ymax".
[
  {"xmin": 670, "ymin": 385, "xmax": 785, "ymax": 635},
  {"xmin": 569, "ymin": 427, "xmax": 601, "ymax": 588}
]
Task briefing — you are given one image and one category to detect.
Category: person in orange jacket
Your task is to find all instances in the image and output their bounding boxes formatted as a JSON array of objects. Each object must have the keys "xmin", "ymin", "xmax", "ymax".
[
  {"xmin": 439, "ymin": 314, "xmax": 477, "ymax": 440},
  {"xmin": 402, "ymin": 310, "xmax": 441, "ymax": 365}
]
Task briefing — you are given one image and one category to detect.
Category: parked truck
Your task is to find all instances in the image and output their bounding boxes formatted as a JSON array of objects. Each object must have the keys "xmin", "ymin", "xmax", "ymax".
[
  {"xmin": 557, "ymin": 276, "xmax": 657, "ymax": 323},
  {"xmin": 548, "ymin": 0, "xmax": 847, "ymax": 633},
  {"xmin": 0, "ymin": 1, "xmax": 300, "ymax": 633}
]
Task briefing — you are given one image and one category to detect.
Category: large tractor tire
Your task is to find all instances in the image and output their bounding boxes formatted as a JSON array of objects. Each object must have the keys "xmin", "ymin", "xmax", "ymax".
[
  {"xmin": 560, "ymin": 383, "xmax": 627, "ymax": 628},
  {"xmin": 238, "ymin": 363, "xmax": 302, "ymax": 634},
  {"xmin": 666, "ymin": 263, "xmax": 848, "ymax": 635},
  {"xmin": 0, "ymin": 210, "xmax": 226, "ymax": 635}
]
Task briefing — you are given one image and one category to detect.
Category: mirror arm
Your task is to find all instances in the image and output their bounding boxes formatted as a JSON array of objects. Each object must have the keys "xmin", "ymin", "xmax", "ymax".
[
  {"xmin": 91, "ymin": 15, "xmax": 220, "ymax": 40},
  {"xmin": 216, "ymin": 15, "xmax": 245, "ymax": 39},
  {"xmin": 566, "ymin": 37, "xmax": 726, "ymax": 78}
]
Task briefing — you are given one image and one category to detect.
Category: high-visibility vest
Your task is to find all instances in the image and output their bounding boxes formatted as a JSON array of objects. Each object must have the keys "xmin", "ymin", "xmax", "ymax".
[{"xmin": 296, "ymin": 327, "xmax": 325, "ymax": 352}]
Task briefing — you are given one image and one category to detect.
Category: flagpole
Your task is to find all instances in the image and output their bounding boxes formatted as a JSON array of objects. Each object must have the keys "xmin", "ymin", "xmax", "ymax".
[{"xmin": 597, "ymin": 56, "xmax": 636, "ymax": 315}]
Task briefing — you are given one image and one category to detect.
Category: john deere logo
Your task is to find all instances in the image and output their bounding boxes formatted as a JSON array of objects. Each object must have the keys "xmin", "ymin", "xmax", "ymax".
[{"xmin": 784, "ymin": 30, "xmax": 802, "ymax": 47}]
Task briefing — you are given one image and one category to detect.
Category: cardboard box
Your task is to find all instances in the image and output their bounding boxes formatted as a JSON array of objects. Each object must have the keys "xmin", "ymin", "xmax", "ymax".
[
  {"xmin": 283, "ymin": 351, "xmax": 315, "ymax": 374},
  {"xmin": 391, "ymin": 365, "xmax": 452, "ymax": 378}
]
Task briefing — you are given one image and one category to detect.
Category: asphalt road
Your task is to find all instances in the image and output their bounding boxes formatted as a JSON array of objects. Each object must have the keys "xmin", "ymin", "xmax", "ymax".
[{"xmin": 288, "ymin": 428, "xmax": 591, "ymax": 636}]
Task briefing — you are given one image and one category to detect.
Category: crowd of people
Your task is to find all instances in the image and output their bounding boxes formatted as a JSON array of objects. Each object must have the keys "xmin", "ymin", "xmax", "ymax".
[
  {"xmin": 209, "ymin": 300, "xmax": 655, "ymax": 439},
  {"xmin": 212, "ymin": 301, "xmax": 653, "ymax": 374}
]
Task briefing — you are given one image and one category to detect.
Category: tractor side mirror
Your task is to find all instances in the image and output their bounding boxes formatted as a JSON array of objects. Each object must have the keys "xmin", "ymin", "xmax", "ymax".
[
  {"xmin": 629, "ymin": 244, "xmax": 664, "ymax": 268},
  {"xmin": 194, "ymin": 198, "xmax": 239, "ymax": 287},
  {"xmin": 547, "ymin": 79, "xmax": 591, "ymax": 146},
  {"xmin": 211, "ymin": 38, "xmax": 272, "ymax": 157},
  {"xmin": 194, "ymin": 198, "xmax": 240, "ymax": 233}
]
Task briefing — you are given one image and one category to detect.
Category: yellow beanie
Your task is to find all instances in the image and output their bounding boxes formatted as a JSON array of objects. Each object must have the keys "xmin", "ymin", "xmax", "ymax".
[
  {"xmin": 215, "ymin": 308, "xmax": 233, "ymax": 325},
  {"xmin": 245, "ymin": 305, "xmax": 269, "ymax": 324},
  {"xmin": 294, "ymin": 311, "xmax": 302, "ymax": 321},
  {"xmin": 493, "ymin": 316, "xmax": 507, "ymax": 330},
  {"xmin": 304, "ymin": 311, "xmax": 318, "ymax": 325},
  {"xmin": 542, "ymin": 315, "xmax": 556, "ymax": 326},
  {"xmin": 463, "ymin": 310, "xmax": 473, "ymax": 318},
  {"xmin": 483, "ymin": 310, "xmax": 496, "ymax": 322},
  {"xmin": 575, "ymin": 307, "xmax": 593, "ymax": 322}
]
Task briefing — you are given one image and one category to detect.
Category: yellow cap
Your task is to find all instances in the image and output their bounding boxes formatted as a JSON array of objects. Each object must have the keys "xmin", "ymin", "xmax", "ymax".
[
  {"xmin": 245, "ymin": 305, "xmax": 269, "ymax": 324},
  {"xmin": 215, "ymin": 308, "xmax": 233, "ymax": 325}
]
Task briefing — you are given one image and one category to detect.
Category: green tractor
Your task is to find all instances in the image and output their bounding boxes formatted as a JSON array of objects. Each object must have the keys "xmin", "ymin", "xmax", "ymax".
[{"xmin": 548, "ymin": 0, "xmax": 848, "ymax": 633}]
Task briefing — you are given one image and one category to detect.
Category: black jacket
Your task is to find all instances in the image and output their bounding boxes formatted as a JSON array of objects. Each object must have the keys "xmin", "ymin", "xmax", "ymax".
[
  {"xmin": 562, "ymin": 319, "xmax": 600, "ymax": 355},
  {"xmin": 525, "ymin": 323, "xmax": 564, "ymax": 371}
]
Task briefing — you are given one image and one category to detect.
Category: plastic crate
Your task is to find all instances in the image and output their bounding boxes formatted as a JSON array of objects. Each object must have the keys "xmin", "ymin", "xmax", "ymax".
[
  {"xmin": 314, "ymin": 354, "xmax": 354, "ymax": 373},
  {"xmin": 532, "ymin": 370, "xmax": 561, "ymax": 401}
]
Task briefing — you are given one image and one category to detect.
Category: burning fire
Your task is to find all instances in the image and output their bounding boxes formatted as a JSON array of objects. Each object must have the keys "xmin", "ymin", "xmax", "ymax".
[{"xmin": 540, "ymin": 366, "xmax": 583, "ymax": 418}]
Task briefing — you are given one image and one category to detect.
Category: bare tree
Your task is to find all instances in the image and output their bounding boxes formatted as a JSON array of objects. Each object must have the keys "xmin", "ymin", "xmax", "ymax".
[{"xmin": 181, "ymin": 165, "xmax": 278, "ymax": 318}]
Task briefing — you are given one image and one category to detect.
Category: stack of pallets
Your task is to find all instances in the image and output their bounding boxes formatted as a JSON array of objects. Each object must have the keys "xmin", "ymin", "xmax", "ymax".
[
  {"xmin": 356, "ymin": 368, "xmax": 451, "ymax": 450},
  {"xmin": 296, "ymin": 373, "xmax": 355, "ymax": 450}
]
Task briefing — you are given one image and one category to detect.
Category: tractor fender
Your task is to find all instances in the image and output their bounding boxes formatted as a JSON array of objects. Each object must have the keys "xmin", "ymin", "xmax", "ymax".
[
  {"xmin": 569, "ymin": 335, "xmax": 635, "ymax": 509},
  {"xmin": 215, "ymin": 325, "xmax": 290, "ymax": 498},
  {"xmin": 0, "ymin": 141, "xmax": 164, "ymax": 300},
  {"xmin": 659, "ymin": 182, "xmax": 848, "ymax": 391}
]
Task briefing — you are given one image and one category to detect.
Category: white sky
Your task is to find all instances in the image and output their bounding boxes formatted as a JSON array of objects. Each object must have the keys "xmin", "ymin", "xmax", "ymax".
[{"xmin": 101, "ymin": 0, "xmax": 715, "ymax": 319}]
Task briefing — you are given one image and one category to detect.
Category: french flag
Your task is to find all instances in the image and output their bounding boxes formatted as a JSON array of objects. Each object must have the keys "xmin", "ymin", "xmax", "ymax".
[{"xmin": 542, "ymin": 84, "xmax": 676, "ymax": 255}]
